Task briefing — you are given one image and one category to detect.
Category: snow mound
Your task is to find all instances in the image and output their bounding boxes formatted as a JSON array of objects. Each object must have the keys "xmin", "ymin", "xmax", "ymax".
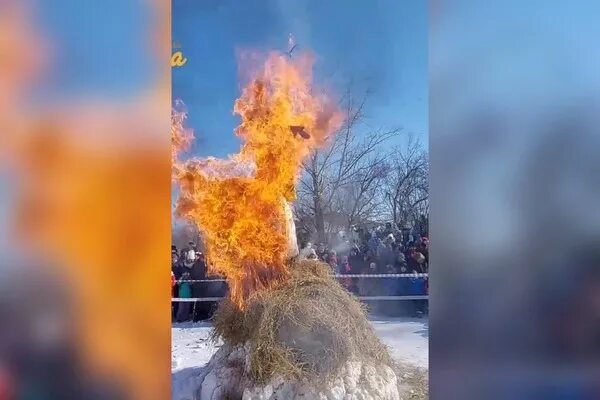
[{"xmin": 193, "ymin": 343, "xmax": 401, "ymax": 400}]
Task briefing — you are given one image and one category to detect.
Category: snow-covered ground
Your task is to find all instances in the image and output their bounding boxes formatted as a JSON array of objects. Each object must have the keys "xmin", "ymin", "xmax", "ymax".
[
  {"xmin": 368, "ymin": 316, "xmax": 429, "ymax": 369},
  {"xmin": 172, "ymin": 317, "xmax": 428, "ymax": 399}
]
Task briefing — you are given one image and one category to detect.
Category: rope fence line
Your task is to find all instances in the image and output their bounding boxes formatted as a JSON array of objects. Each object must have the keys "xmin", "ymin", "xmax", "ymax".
[
  {"xmin": 176, "ymin": 273, "xmax": 428, "ymax": 283},
  {"xmin": 172, "ymin": 274, "xmax": 429, "ymax": 302},
  {"xmin": 173, "ymin": 297, "xmax": 224, "ymax": 302},
  {"xmin": 172, "ymin": 295, "xmax": 428, "ymax": 302}
]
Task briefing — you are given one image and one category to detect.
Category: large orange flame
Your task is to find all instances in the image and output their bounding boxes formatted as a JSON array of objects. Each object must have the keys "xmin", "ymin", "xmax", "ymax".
[{"xmin": 173, "ymin": 51, "xmax": 343, "ymax": 308}]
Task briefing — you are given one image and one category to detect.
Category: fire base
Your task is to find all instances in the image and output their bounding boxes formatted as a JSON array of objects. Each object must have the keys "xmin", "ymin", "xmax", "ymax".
[{"xmin": 194, "ymin": 260, "xmax": 404, "ymax": 399}]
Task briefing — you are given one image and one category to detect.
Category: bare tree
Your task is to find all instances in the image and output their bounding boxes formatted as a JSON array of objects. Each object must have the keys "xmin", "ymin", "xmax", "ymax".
[
  {"xmin": 295, "ymin": 87, "xmax": 400, "ymax": 243},
  {"xmin": 332, "ymin": 160, "xmax": 389, "ymax": 228},
  {"xmin": 382, "ymin": 135, "xmax": 429, "ymax": 229}
]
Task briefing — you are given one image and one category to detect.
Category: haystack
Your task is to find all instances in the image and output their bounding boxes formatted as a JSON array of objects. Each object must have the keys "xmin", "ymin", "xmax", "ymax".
[{"xmin": 194, "ymin": 259, "xmax": 401, "ymax": 400}]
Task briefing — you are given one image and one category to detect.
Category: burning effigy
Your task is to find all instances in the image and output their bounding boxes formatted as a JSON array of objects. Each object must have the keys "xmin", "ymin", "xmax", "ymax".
[{"xmin": 172, "ymin": 51, "xmax": 401, "ymax": 399}]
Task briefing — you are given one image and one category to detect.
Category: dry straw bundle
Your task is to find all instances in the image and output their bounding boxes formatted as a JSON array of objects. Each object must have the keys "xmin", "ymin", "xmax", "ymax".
[{"xmin": 213, "ymin": 259, "xmax": 392, "ymax": 384}]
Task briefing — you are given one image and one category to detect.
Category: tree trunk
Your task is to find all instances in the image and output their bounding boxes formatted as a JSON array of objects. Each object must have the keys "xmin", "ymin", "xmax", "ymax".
[{"xmin": 313, "ymin": 194, "xmax": 326, "ymax": 244}]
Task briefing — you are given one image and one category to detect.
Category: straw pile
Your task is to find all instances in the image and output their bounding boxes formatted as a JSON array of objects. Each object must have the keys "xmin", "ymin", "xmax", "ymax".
[{"xmin": 212, "ymin": 259, "xmax": 393, "ymax": 385}]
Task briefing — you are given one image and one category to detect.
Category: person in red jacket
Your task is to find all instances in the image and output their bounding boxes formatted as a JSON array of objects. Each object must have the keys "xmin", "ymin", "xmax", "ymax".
[{"xmin": 339, "ymin": 256, "xmax": 355, "ymax": 293}]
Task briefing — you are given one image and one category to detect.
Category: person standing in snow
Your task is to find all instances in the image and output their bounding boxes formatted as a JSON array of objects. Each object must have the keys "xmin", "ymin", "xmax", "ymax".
[
  {"xmin": 408, "ymin": 271, "xmax": 427, "ymax": 317},
  {"xmin": 358, "ymin": 262, "xmax": 380, "ymax": 314},
  {"xmin": 176, "ymin": 271, "xmax": 192, "ymax": 322},
  {"xmin": 358, "ymin": 262, "xmax": 379, "ymax": 295},
  {"xmin": 171, "ymin": 249, "xmax": 183, "ymax": 320}
]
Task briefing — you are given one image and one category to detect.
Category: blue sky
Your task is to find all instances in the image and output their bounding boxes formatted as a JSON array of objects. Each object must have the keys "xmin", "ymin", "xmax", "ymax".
[{"xmin": 173, "ymin": 0, "xmax": 428, "ymax": 157}]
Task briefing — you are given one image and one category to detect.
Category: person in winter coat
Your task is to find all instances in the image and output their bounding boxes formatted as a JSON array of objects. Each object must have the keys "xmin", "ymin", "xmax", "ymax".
[
  {"xmin": 171, "ymin": 270, "xmax": 177, "ymax": 320},
  {"xmin": 382, "ymin": 264, "xmax": 399, "ymax": 296},
  {"xmin": 183, "ymin": 241, "xmax": 197, "ymax": 269},
  {"xmin": 376, "ymin": 240, "xmax": 387, "ymax": 260},
  {"xmin": 395, "ymin": 252, "xmax": 407, "ymax": 270},
  {"xmin": 396, "ymin": 265, "xmax": 412, "ymax": 296},
  {"xmin": 417, "ymin": 238, "xmax": 429, "ymax": 269},
  {"xmin": 413, "ymin": 252, "xmax": 427, "ymax": 273},
  {"xmin": 172, "ymin": 251, "xmax": 184, "ymax": 279},
  {"xmin": 348, "ymin": 248, "xmax": 364, "ymax": 293},
  {"xmin": 176, "ymin": 271, "xmax": 192, "ymax": 322},
  {"xmin": 316, "ymin": 243, "xmax": 327, "ymax": 261},
  {"xmin": 367, "ymin": 233, "xmax": 380, "ymax": 255},
  {"xmin": 328, "ymin": 250, "xmax": 338, "ymax": 272},
  {"xmin": 171, "ymin": 252, "xmax": 184, "ymax": 320},
  {"xmin": 358, "ymin": 262, "xmax": 379, "ymax": 296},
  {"xmin": 380, "ymin": 264, "xmax": 405, "ymax": 317},
  {"xmin": 379, "ymin": 241, "xmax": 396, "ymax": 268},
  {"xmin": 358, "ymin": 262, "xmax": 381, "ymax": 314},
  {"xmin": 338, "ymin": 256, "xmax": 355, "ymax": 292},
  {"xmin": 190, "ymin": 253, "xmax": 212, "ymax": 321},
  {"xmin": 407, "ymin": 271, "xmax": 426, "ymax": 295},
  {"xmin": 406, "ymin": 249, "xmax": 421, "ymax": 272},
  {"xmin": 407, "ymin": 271, "xmax": 427, "ymax": 317}
]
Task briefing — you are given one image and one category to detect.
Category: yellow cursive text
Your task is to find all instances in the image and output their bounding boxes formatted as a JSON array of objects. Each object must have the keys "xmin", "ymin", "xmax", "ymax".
[{"xmin": 171, "ymin": 51, "xmax": 188, "ymax": 67}]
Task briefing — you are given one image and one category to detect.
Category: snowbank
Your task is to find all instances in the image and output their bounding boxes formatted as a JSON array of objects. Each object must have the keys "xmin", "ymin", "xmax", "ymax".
[{"xmin": 172, "ymin": 318, "xmax": 428, "ymax": 400}]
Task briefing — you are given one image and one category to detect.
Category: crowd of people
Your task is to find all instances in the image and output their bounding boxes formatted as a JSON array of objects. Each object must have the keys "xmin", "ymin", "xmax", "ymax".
[
  {"xmin": 299, "ymin": 223, "xmax": 429, "ymax": 317},
  {"xmin": 170, "ymin": 242, "xmax": 226, "ymax": 323},
  {"xmin": 171, "ymin": 223, "xmax": 429, "ymax": 322}
]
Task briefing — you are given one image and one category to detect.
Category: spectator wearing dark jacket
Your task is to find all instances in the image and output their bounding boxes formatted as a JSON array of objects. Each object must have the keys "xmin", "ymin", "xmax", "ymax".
[
  {"xmin": 172, "ymin": 252, "xmax": 184, "ymax": 279},
  {"xmin": 367, "ymin": 233, "xmax": 380, "ymax": 255},
  {"xmin": 408, "ymin": 271, "xmax": 427, "ymax": 317},
  {"xmin": 316, "ymin": 243, "xmax": 327, "ymax": 261},
  {"xmin": 171, "ymin": 251, "xmax": 184, "ymax": 320},
  {"xmin": 189, "ymin": 254, "xmax": 212, "ymax": 321},
  {"xmin": 417, "ymin": 239, "xmax": 429, "ymax": 270},
  {"xmin": 382, "ymin": 264, "xmax": 399, "ymax": 296},
  {"xmin": 359, "ymin": 262, "xmax": 381, "ymax": 314},
  {"xmin": 348, "ymin": 248, "xmax": 364, "ymax": 293},
  {"xmin": 379, "ymin": 242, "xmax": 396, "ymax": 270},
  {"xmin": 396, "ymin": 265, "xmax": 412, "ymax": 295},
  {"xmin": 176, "ymin": 271, "xmax": 192, "ymax": 322},
  {"xmin": 395, "ymin": 252, "xmax": 407, "ymax": 270},
  {"xmin": 381, "ymin": 264, "xmax": 409, "ymax": 317},
  {"xmin": 407, "ymin": 249, "xmax": 424, "ymax": 273},
  {"xmin": 358, "ymin": 262, "xmax": 379, "ymax": 296}
]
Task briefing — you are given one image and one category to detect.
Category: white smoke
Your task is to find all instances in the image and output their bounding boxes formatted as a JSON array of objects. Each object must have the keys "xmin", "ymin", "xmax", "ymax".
[{"xmin": 194, "ymin": 156, "xmax": 256, "ymax": 180}]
